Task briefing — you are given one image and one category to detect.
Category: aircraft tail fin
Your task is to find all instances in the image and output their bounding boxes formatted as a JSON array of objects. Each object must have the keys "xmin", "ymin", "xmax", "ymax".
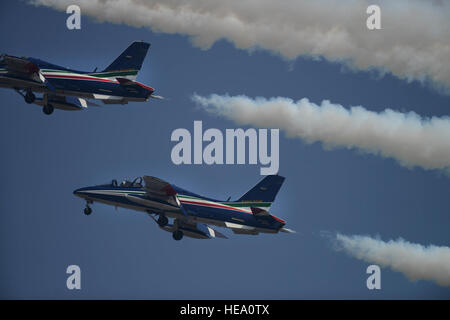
[
  {"xmin": 237, "ymin": 175, "xmax": 285, "ymax": 208},
  {"xmin": 101, "ymin": 41, "xmax": 150, "ymax": 79}
]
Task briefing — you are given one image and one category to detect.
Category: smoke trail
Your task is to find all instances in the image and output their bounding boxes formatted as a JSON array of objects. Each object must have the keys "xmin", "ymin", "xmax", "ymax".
[
  {"xmin": 331, "ymin": 233, "xmax": 450, "ymax": 287},
  {"xmin": 192, "ymin": 94, "xmax": 450, "ymax": 173},
  {"xmin": 31, "ymin": 0, "xmax": 450, "ymax": 92}
]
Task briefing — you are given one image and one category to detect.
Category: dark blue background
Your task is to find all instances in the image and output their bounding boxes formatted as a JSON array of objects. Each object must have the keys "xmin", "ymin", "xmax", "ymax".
[{"xmin": 0, "ymin": 1, "xmax": 449, "ymax": 298}]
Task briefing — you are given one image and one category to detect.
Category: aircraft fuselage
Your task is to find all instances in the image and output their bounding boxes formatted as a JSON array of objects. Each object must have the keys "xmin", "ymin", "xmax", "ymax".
[
  {"xmin": 73, "ymin": 184, "xmax": 285, "ymax": 235},
  {"xmin": 0, "ymin": 64, "xmax": 154, "ymax": 103}
]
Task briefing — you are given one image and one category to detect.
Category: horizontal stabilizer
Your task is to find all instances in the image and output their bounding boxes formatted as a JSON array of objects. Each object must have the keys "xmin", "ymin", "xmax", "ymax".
[
  {"xmin": 92, "ymin": 94, "xmax": 129, "ymax": 105},
  {"xmin": 116, "ymin": 77, "xmax": 135, "ymax": 85},
  {"xmin": 224, "ymin": 222, "xmax": 258, "ymax": 235},
  {"xmin": 250, "ymin": 207, "xmax": 270, "ymax": 216}
]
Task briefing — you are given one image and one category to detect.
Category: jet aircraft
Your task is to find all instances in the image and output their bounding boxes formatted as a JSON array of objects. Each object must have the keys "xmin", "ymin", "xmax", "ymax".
[
  {"xmin": 0, "ymin": 41, "xmax": 160, "ymax": 115},
  {"xmin": 73, "ymin": 175, "xmax": 294, "ymax": 240}
]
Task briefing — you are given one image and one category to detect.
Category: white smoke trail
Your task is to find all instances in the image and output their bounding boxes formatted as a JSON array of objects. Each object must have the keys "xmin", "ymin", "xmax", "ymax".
[
  {"xmin": 31, "ymin": 0, "xmax": 450, "ymax": 92},
  {"xmin": 192, "ymin": 94, "xmax": 450, "ymax": 173},
  {"xmin": 332, "ymin": 233, "xmax": 450, "ymax": 287}
]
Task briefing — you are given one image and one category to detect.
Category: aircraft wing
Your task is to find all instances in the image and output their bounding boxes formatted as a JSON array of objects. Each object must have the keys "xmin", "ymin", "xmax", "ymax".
[
  {"xmin": 2, "ymin": 55, "xmax": 54, "ymax": 90},
  {"xmin": 161, "ymin": 219, "xmax": 227, "ymax": 239},
  {"xmin": 33, "ymin": 94, "xmax": 90, "ymax": 111},
  {"xmin": 143, "ymin": 176, "xmax": 177, "ymax": 197},
  {"xmin": 178, "ymin": 220, "xmax": 228, "ymax": 239},
  {"xmin": 143, "ymin": 176, "xmax": 185, "ymax": 212},
  {"xmin": 143, "ymin": 176, "xmax": 191, "ymax": 216},
  {"xmin": 201, "ymin": 224, "xmax": 227, "ymax": 239}
]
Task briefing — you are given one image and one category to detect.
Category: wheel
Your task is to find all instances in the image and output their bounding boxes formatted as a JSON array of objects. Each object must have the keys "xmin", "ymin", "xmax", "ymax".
[
  {"xmin": 43, "ymin": 104, "xmax": 54, "ymax": 115},
  {"xmin": 84, "ymin": 206, "xmax": 92, "ymax": 215},
  {"xmin": 24, "ymin": 92, "xmax": 35, "ymax": 104},
  {"xmin": 172, "ymin": 230, "xmax": 183, "ymax": 241},
  {"xmin": 157, "ymin": 215, "xmax": 168, "ymax": 227}
]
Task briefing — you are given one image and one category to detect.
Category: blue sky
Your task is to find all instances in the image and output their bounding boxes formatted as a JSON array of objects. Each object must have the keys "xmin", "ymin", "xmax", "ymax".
[{"xmin": 0, "ymin": 0, "xmax": 449, "ymax": 299}]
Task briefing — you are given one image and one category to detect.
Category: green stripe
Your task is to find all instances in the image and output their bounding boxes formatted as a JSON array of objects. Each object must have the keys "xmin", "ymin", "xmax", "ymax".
[
  {"xmin": 89, "ymin": 70, "xmax": 138, "ymax": 78},
  {"xmin": 225, "ymin": 202, "xmax": 271, "ymax": 208},
  {"xmin": 177, "ymin": 195, "xmax": 201, "ymax": 200},
  {"xmin": 41, "ymin": 69, "xmax": 70, "ymax": 73}
]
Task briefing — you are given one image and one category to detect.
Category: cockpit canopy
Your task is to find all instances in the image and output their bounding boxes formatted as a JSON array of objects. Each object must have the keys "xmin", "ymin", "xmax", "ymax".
[{"xmin": 109, "ymin": 177, "xmax": 143, "ymax": 188}]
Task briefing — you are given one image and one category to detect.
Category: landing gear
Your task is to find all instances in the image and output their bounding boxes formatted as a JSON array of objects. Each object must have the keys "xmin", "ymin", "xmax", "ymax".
[
  {"xmin": 24, "ymin": 91, "xmax": 35, "ymax": 104},
  {"xmin": 84, "ymin": 205, "xmax": 92, "ymax": 215},
  {"xmin": 43, "ymin": 104, "xmax": 54, "ymax": 115},
  {"xmin": 172, "ymin": 230, "xmax": 183, "ymax": 241},
  {"xmin": 157, "ymin": 215, "xmax": 169, "ymax": 227}
]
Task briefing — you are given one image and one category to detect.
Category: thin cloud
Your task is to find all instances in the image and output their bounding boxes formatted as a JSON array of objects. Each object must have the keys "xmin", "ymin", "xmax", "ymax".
[
  {"xmin": 332, "ymin": 233, "xmax": 450, "ymax": 287},
  {"xmin": 193, "ymin": 94, "xmax": 450, "ymax": 174}
]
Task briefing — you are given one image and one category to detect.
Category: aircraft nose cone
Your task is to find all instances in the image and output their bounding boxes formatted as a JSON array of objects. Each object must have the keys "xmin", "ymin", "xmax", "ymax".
[{"xmin": 73, "ymin": 187, "xmax": 87, "ymax": 197}]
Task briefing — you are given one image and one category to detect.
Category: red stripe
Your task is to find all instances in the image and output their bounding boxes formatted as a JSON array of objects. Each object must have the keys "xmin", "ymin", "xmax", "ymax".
[
  {"xmin": 136, "ymin": 81, "xmax": 154, "ymax": 92},
  {"xmin": 271, "ymin": 214, "xmax": 286, "ymax": 224},
  {"xmin": 180, "ymin": 199, "xmax": 250, "ymax": 213}
]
